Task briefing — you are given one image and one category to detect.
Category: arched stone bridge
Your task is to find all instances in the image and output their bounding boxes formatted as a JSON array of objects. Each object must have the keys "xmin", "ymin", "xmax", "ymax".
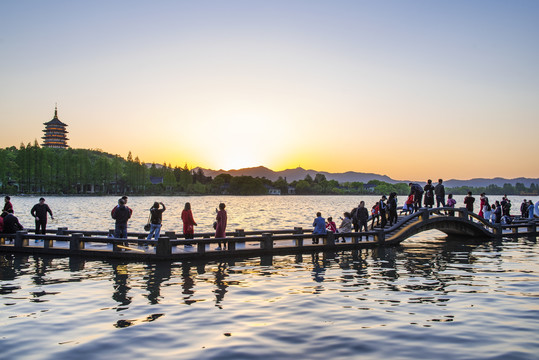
[{"xmin": 376, "ymin": 207, "xmax": 501, "ymax": 245}]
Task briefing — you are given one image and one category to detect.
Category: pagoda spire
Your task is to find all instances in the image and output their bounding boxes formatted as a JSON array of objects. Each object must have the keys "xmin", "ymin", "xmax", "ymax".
[{"xmin": 54, "ymin": 103, "xmax": 58, "ymax": 118}]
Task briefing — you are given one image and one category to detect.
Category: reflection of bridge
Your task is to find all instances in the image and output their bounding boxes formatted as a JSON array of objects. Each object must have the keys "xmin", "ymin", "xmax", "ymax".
[{"xmin": 0, "ymin": 207, "xmax": 537, "ymax": 260}]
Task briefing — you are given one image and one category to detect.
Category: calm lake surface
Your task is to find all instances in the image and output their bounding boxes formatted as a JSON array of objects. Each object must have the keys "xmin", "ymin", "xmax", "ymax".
[{"xmin": 1, "ymin": 196, "xmax": 538, "ymax": 359}]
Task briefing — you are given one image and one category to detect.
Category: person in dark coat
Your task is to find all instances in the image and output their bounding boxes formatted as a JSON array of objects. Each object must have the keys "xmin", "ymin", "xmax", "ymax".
[
  {"xmin": 408, "ymin": 183, "xmax": 424, "ymax": 213},
  {"xmin": 379, "ymin": 195, "xmax": 387, "ymax": 229},
  {"xmin": 464, "ymin": 192, "xmax": 475, "ymax": 212},
  {"xmin": 423, "ymin": 180, "xmax": 435, "ymax": 208},
  {"xmin": 434, "ymin": 179, "xmax": 446, "ymax": 208},
  {"xmin": 2, "ymin": 209, "xmax": 23, "ymax": 234},
  {"xmin": 3, "ymin": 196, "xmax": 13, "ymax": 213},
  {"xmin": 112, "ymin": 198, "xmax": 131, "ymax": 239},
  {"xmin": 357, "ymin": 201, "xmax": 369, "ymax": 241},
  {"xmin": 31, "ymin": 198, "xmax": 54, "ymax": 235},
  {"xmin": 387, "ymin": 192, "xmax": 398, "ymax": 225}
]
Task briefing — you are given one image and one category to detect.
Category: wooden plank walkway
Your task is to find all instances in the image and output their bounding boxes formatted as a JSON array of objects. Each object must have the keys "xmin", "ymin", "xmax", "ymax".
[{"xmin": 0, "ymin": 207, "xmax": 536, "ymax": 261}]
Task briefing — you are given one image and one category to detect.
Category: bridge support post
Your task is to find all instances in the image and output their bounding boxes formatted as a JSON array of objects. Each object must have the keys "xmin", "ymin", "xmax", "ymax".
[
  {"xmin": 261, "ymin": 233, "xmax": 273, "ymax": 250},
  {"xmin": 235, "ymin": 229, "xmax": 245, "ymax": 243},
  {"xmin": 459, "ymin": 208, "xmax": 469, "ymax": 221},
  {"xmin": 419, "ymin": 209, "xmax": 430, "ymax": 221},
  {"xmin": 326, "ymin": 232, "xmax": 336, "ymax": 247},
  {"xmin": 44, "ymin": 236, "xmax": 54, "ymax": 249},
  {"xmin": 374, "ymin": 230, "xmax": 385, "ymax": 245},
  {"xmin": 294, "ymin": 227, "xmax": 304, "ymax": 247},
  {"xmin": 527, "ymin": 221, "xmax": 537, "ymax": 236},
  {"xmin": 198, "ymin": 235, "xmax": 210, "ymax": 254},
  {"xmin": 492, "ymin": 224, "xmax": 503, "ymax": 238},
  {"xmin": 14, "ymin": 230, "xmax": 28, "ymax": 248},
  {"xmin": 156, "ymin": 236, "xmax": 172, "ymax": 256},
  {"xmin": 70, "ymin": 233, "xmax": 85, "ymax": 251}
]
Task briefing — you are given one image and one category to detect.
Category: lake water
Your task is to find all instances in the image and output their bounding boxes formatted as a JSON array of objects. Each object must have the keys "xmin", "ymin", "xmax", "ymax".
[{"xmin": 1, "ymin": 196, "xmax": 538, "ymax": 359}]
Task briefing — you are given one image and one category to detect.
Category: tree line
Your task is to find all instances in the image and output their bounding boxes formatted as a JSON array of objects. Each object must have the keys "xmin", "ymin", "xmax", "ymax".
[{"xmin": 0, "ymin": 144, "xmax": 537, "ymax": 196}]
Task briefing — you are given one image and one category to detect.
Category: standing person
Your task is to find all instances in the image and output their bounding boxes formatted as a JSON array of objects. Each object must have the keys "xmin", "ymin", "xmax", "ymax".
[
  {"xmin": 215, "ymin": 203, "xmax": 227, "ymax": 250},
  {"xmin": 379, "ymin": 195, "xmax": 387, "ymax": 229},
  {"xmin": 312, "ymin": 212, "xmax": 326, "ymax": 244},
  {"xmin": 408, "ymin": 183, "xmax": 424, "ymax": 213},
  {"xmin": 434, "ymin": 179, "xmax": 446, "ymax": 208},
  {"xmin": 446, "ymin": 194, "xmax": 456, "ymax": 216},
  {"xmin": 3, "ymin": 196, "xmax": 13, "ymax": 213},
  {"xmin": 111, "ymin": 195, "xmax": 133, "ymax": 218},
  {"xmin": 370, "ymin": 202, "xmax": 380, "ymax": 230},
  {"xmin": 387, "ymin": 192, "xmax": 398, "ymax": 226},
  {"xmin": 502, "ymin": 198, "xmax": 512, "ymax": 217},
  {"xmin": 423, "ymin": 180, "xmax": 435, "ymax": 208},
  {"xmin": 146, "ymin": 202, "xmax": 166, "ymax": 241},
  {"xmin": 338, "ymin": 212, "xmax": 352, "ymax": 243},
  {"xmin": 527, "ymin": 200, "xmax": 535, "ymax": 219},
  {"xmin": 478, "ymin": 193, "xmax": 486, "ymax": 218},
  {"xmin": 520, "ymin": 199, "xmax": 528, "ymax": 218},
  {"xmin": 357, "ymin": 201, "xmax": 370, "ymax": 241},
  {"xmin": 181, "ymin": 202, "xmax": 197, "ymax": 246},
  {"xmin": 112, "ymin": 198, "xmax": 131, "ymax": 240},
  {"xmin": 30, "ymin": 197, "xmax": 54, "ymax": 235},
  {"xmin": 483, "ymin": 199, "xmax": 492, "ymax": 222},
  {"xmin": 493, "ymin": 201, "xmax": 502, "ymax": 223},
  {"xmin": 489, "ymin": 204, "xmax": 496, "ymax": 223},
  {"xmin": 350, "ymin": 205, "xmax": 359, "ymax": 232},
  {"xmin": 2, "ymin": 209, "xmax": 23, "ymax": 234},
  {"xmin": 464, "ymin": 191, "xmax": 475, "ymax": 212}
]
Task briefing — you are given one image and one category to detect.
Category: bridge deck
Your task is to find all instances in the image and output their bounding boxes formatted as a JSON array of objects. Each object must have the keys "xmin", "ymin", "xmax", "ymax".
[{"xmin": 0, "ymin": 208, "xmax": 536, "ymax": 261}]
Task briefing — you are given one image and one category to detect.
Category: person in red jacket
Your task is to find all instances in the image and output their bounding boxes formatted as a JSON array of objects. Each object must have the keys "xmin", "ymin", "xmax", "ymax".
[{"xmin": 181, "ymin": 202, "xmax": 197, "ymax": 246}]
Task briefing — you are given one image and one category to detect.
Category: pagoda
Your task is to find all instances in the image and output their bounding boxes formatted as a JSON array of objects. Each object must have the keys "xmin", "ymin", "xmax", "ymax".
[{"xmin": 42, "ymin": 106, "xmax": 69, "ymax": 148}]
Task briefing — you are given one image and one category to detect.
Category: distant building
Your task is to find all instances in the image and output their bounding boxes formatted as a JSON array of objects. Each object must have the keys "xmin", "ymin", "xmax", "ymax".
[
  {"xmin": 265, "ymin": 185, "xmax": 281, "ymax": 195},
  {"xmin": 42, "ymin": 106, "xmax": 69, "ymax": 148},
  {"xmin": 287, "ymin": 186, "xmax": 296, "ymax": 195},
  {"xmin": 363, "ymin": 184, "xmax": 377, "ymax": 192},
  {"xmin": 150, "ymin": 176, "xmax": 164, "ymax": 185}
]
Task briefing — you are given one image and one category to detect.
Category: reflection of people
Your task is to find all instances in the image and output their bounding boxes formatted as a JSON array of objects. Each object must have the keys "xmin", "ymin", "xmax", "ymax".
[
  {"xmin": 147, "ymin": 202, "xmax": 166, "ymax": 241},
  {"xmin": 215, "ymin": 203, "xmax": 227, "ymax": 250},
  {"xmin": 31, "ymin": 197, "xmax": 54, "ymax": 235},
  {"xmin": 214, "ymin": 263, "xmax": 228, "ymax": 308},
  {"xmin": 111, "ymin": 261, "xmax": 131, "ymax": 307},
  {"xmin": 181, "ymin": 202, "xmax": 197, "ymax": 246},
  {"xmin": 146, "ymin": 262, "xmax": 171, "ymax": 305}
]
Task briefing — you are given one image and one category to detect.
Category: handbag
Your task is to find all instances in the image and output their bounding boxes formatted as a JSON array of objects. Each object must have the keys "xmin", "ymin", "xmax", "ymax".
[{"xmin": 144, "ymin": 212, "xmax": 151, "ymax": 231}]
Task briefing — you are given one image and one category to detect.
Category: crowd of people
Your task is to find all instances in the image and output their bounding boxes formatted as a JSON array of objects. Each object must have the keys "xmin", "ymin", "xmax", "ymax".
[
  {"xmin": 310, "ymin": 179, "xmax": 539, "ymax": 241},
  {"xmin": 0, "ymin": 195, "xmax": 229, "ymax": 250},
  {"xmin": 1, "ymin": 185, "xmax": 537, "ymax": 249}
]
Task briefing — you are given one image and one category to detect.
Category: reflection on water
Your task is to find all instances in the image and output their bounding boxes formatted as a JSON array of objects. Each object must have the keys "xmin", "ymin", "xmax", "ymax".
[{"xmin": 1, "ymin": 232, "xmax": 538, "ymax": 359}]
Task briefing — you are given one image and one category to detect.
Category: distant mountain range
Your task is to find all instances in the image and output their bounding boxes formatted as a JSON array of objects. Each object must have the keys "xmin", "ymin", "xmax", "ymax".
[{"xmin": 196, "ymin": 166, "xmax": 539, "ymax": 188}]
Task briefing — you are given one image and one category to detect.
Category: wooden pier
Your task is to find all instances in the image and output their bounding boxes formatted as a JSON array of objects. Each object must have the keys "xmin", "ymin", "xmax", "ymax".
[{"xmin": 0, "ymin": 207, "xmax": 536, "ymax": 261}]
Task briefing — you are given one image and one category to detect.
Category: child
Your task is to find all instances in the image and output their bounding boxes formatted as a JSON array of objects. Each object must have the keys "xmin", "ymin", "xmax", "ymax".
[{"xmin": 326, "ymin": 216, "xmax": 337, "ymax": 233}]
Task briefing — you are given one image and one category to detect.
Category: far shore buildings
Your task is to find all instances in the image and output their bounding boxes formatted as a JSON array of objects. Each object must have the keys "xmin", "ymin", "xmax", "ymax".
[{"xmin": 42, "ymin": 106, "xmax": 69, "ymax": 148}]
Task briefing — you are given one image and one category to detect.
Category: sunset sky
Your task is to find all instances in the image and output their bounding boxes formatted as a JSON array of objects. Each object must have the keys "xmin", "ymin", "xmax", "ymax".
[{"xmin": 1, "ymin": 1, "xmax": 538, "ymax": 180}]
